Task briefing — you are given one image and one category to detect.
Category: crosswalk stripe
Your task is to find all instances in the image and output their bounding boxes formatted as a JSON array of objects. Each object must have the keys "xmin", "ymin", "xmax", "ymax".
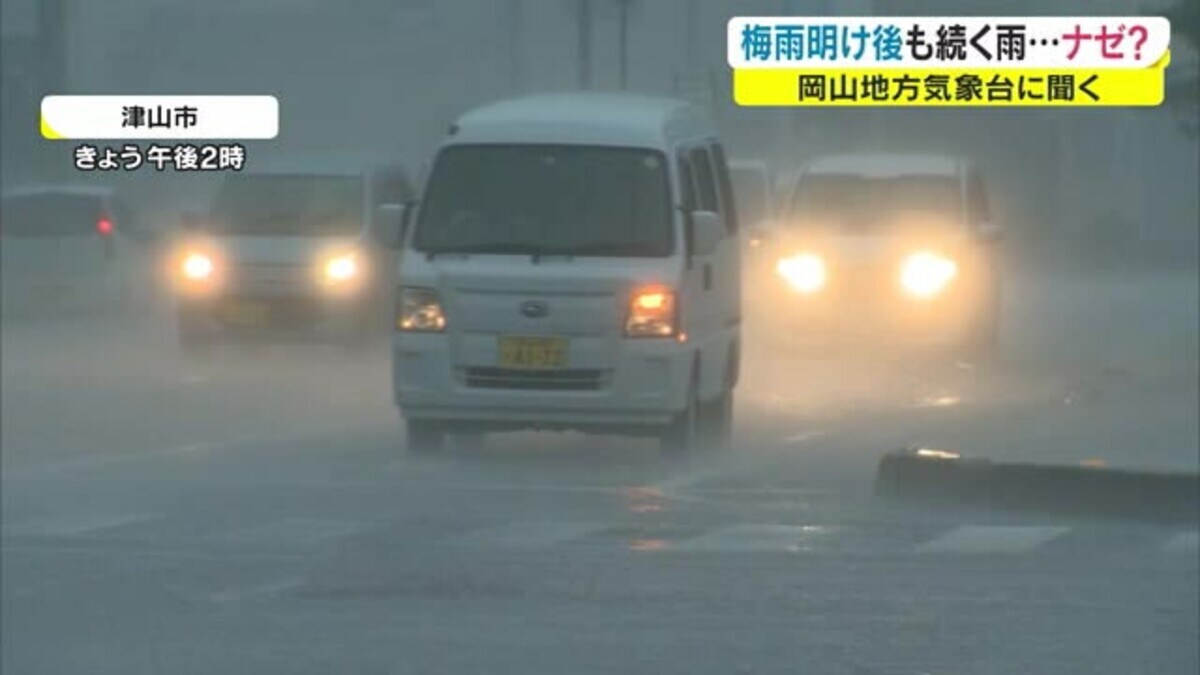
[
  {"xmin": 1163, "ymin": 531, "xmax": 1199, "ymax": 555},
  {"xmin": 208, "ymin": 575, "xmax": 306, "ymax": 605},
  {"xmin": 673, "ymin": 524, "xmax": 839, "ymax": 553},
  {"xmin": 915, "ymin": 525, "xmax": 1071, "ymax": 555},
  {"xmin": 209, "ymin": 519, "xmax": 366, "ymax": 546},
  {"xmin": 445, "ymin": 521, "xmax": 611, "ymax": 548},
  {"xmin": 3, "ymin": 513, "xmax": 160, "ymax": 538}
]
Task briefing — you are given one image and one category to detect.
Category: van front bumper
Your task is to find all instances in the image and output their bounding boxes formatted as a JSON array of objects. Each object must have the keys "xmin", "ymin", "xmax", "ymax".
[
  {"xmin": 391, "ymin": 333, "xmax": 694, "ymax": 434},
  {"xmin": 177, "ymin": 293, "xmax": 374, "ymax": 343}
]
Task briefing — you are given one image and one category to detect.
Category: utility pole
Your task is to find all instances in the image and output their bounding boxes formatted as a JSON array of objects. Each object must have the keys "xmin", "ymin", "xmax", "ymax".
[
  {"xmin": 509, "ymin": 0, "xmax": 524, "ymax": 92},
  {"xmin": 577, "ymin": 0, "xmax": 593, "ymax": 89},
  {"xmin": 617, "ymin": 0, "xmax": 632, "ymax": 89},
  {"xmin": 38, "ymin": 0, "xmax": 69, "ymax": 94},
  {"xmin": 684, "ymin": 0, "xmax": 697, "ymax": 67}
]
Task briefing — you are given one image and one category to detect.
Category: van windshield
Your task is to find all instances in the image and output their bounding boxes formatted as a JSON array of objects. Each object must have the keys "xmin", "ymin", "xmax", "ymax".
[
  {"xmin": 206, "ymin": 174, "xmax": 364, "ymax": 237},
  {"xmin": 786, "ymin": 174, "xmax": 963, "ymax": 232},
  {"xmin": 1, "ymin": 194, "xmax": 105, "ymax": 237},
  {"xmin": 414, "ymin": 144, "xmax": 673, "ymax": 257}
]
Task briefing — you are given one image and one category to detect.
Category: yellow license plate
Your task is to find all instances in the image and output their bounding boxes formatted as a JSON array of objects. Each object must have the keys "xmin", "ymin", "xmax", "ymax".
[
  {"xmin": 220, "ymin": 301, "xmax": 269, "ymax": 325},
  {"xmin": 497, "ymin": 336, "xmax": 568, "ymax": 369}
]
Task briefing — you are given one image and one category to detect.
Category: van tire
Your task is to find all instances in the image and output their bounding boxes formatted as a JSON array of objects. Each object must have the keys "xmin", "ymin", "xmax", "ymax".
[
  {"xmin": 405, "ymin": 420, "xmax": 445, "ymax": 456},
  {"xmin": 659, "ymin": 369, "xmax": 699, "ymax": 458},
  {"xmin": 704, "ymin": 388, "xmax": 734, "ymax": 454}
]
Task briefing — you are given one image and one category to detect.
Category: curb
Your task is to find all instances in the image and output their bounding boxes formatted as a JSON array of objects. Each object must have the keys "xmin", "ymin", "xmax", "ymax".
[{"xmin": 875, "ymin": 447, "xmax": 1199, "ymax": 523}]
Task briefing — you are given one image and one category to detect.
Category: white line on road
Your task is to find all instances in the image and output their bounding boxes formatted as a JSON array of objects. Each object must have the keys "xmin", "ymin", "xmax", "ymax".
[
  {"xmin": 915, "ymin": 525, "xmax": 1072, "ymax": 555},
  {"xmin": 1163, "ymin": 531, "xmax": 1199, "ymax": 555},
  {"xmin": 782, "ymin": 430, "xmax": 827, "ymax": 444},
  {"xmin": 208, "ymin": 575, "xmax": 307, "ymax": 605},
  {"xmin": 3, "ymin": 513, "xmax": 160, "ymax": 538},
  {"xmin": 673, "ymin": 524, "xmax": 838, "ymax": 553},
  {"xmin": 2, "ymin": 427, "xmax": 353, "ymax": 479},
  {"xmin": 645, "ymin": 429, "xmax": 827, "ymax": 497},
  {"xmin": 210, "ymin": 519, "xmax": 366, "ymax": 546},
  {"xmin": 446, "ymin": 521, "xmax": 611, "ymax": 549}
]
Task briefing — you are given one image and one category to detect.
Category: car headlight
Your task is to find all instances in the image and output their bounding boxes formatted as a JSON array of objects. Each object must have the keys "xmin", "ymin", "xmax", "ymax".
[
  {"xmin": 775, "ymin": 253, "xmax": 826, "ymax": 293},
  {"xmin": 324, "ymin": 253, "xmax": 359, "ymax": 282},
  {"xmin": 397, "ymin": 287, "xmax": 446, "ymax": 332},
  {"xmin": 900, "ymin": 251, "xmax": 958, "ymax": 298},
  {"xmin": 625, "ymin": 285, "xmax": 677, "ymax": 337},
  {"xmin": 181, "ymin": 252, "xmax": 215, "ymax": 281}
]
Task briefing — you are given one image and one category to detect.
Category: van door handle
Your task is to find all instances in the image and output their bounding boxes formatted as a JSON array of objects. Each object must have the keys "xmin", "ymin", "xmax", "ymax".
[{"xmin": 703, "ymin": 264, "xmax": 712, "ymax": 290}]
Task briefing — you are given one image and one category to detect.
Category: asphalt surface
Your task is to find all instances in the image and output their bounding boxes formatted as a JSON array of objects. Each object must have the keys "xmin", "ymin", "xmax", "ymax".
[{"xmin": 2, "ymin": 268, "xmax": 1197, "ymax": 675}]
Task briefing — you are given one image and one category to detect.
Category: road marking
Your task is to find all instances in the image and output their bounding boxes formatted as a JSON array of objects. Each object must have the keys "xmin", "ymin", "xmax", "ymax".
[
  {"xmin": 782, "ymin": 430, "xmax": 827, "ymax": 444},
  {"xmin": 1163, "ymin": 531, "xmax": 1199, "ymax": 555},
  {"xmin": 915, "ymin": 525, "xmax": 1071, "ymax": 555},
  {"xmin": 3, "ymin": 513, "xmax": 160, "ymax": 538},
  {"xmin": 210, "ymin": 518, "xmax": 366, "ymax": 546},
  {"xmin": 673, "ymin": 524, "xmax": 838, "ymax": 553},
  {"xmin": 648, "ymin": 462, "xmax": 741, "ymax": 495},
  {"xmin": 209, "ymin": 575, "xmax": 306, "ymax": 605},
  {"xmin": 0, "ymin": 542, "xmax": 301, "ymax": 563},
  {"xmin": 2, "ymin": 427, "xmax": 350, "ymax": 479},
  {"xmin": 446, "ymin": 521, "xmax": 610, "ymax": 549}
]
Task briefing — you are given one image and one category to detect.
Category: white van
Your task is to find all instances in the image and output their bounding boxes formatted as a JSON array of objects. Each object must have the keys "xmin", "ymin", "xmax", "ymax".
[
  {"xmin": 373, "ymin": 93, "xmax": 742, "ymax": 456},
  {"xmin": 171, "ymin": 163, "xmax": 413, "ymax": 352}
]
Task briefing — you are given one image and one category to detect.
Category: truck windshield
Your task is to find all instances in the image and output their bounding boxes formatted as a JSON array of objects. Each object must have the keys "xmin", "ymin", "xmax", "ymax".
[
  {"xmin": 414, "ymin": 144, "xmax": 673, "ymax": 257},
  {"xmin": 207, "ymin": 174, "xmax": 364, "ymax": 237}
]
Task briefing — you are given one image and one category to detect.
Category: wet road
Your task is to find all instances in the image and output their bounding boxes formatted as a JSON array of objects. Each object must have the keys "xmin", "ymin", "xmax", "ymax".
[{"xmin": 2, "ymin": 269, "xmax": 1197, "ymax": 675}]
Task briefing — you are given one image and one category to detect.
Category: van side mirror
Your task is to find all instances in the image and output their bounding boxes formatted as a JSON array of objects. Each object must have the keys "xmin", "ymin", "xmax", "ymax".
[
  {"xmin": 690, "ymin": 210, "xmax": 725, "ymax": 256},
  {"xmin": 372, "ymin": 203, "xmax": 410, "ymax": 250}
]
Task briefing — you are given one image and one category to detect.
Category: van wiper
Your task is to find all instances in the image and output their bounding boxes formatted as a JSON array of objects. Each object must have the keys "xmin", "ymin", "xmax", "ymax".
[
  {"xmin": 421, "ymin": 242, "xmax": 547, "ymax": 262},
  {"xmin": 551, "ymin": 242, "xmax": 663, "ymax": 257}
]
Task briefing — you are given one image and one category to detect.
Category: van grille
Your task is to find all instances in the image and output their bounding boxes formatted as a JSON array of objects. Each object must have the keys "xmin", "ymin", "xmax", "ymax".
[{"xmin": 463, "ymin": 367, "xmax": 606, "ymax": 391}]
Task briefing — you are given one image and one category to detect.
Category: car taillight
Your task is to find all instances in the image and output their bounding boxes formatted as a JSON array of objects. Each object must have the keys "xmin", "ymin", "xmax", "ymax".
[{"xmin": 96, "ymin": 217, "xmax": 114, "ymax": 236}]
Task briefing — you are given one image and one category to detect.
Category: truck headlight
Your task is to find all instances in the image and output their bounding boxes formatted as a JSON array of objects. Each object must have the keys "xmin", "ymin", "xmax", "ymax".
[
  {"xmin": 397, "ymin": 287, "xmax": 446, "ymax": 332},
  {"xmin": 776, "ymin": 253, "xmax": 826, "ymax": 293},
  {"xmin": 900, "ymin": 251, "xmax": 958, "ymax": 298}
]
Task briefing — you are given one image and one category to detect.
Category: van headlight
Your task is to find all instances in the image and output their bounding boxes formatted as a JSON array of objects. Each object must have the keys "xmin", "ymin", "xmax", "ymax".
[
  {"xmin": 181, "ymin": 252, "xmax": 215, "ymax": 281},
  {"xmin": 625, "ymin": 285, "xmax": 677, "ymax": 337},
  {"xmin": 323, "ymin": 253, "xmax": 359, "ymax": 283},
  {"xmin": 776, "ymin": 253, "xmax": 826, "ymax": 293},
  {"xmin": 900, "ymin": 251, "xmax": 958, "ymax": 298},
  {"xmin": 397, "ymin": 287, "xmax": 446, "ymax": 332}
]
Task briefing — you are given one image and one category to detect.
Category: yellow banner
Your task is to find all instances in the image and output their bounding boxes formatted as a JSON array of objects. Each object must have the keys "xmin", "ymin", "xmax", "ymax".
[{"xmin": 733, "ymin": 57, "xmax": 1169, "ymax": 107}]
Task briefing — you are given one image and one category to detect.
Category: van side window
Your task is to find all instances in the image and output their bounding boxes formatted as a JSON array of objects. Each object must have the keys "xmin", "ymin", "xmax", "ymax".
[
  {"xmin": 708, "ymin": 143, "xmax": 739, "ymax": 235},
  {"xmin": 677, "ymin": 157, "xmax": 696, "ymax": 210},
  {"xmin": 688, "ymin": 147, "xmax": 719, "ymax": 213},
  {"xmin": 967, "ymin": 170, "xmax": 991, "ymax": 224}
]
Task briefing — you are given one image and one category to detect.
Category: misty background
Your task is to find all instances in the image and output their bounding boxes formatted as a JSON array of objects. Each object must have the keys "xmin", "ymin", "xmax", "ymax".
[{"xmin": 2, "ymin": 0, "xmax": 1197, "ymax": 269}]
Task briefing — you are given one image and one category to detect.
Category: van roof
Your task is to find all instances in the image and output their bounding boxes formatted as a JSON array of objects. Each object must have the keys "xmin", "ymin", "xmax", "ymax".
[
  {"xmin": 802, "ymin": 153, "xmax": 968, "ymax": 178},
  {"xmin": 2, "ymin": 184, "xmax": 116, "ymax": 199},
  {"xmin": 449, "ymin": 92, "xmax": 714, "ymax": 148}
]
